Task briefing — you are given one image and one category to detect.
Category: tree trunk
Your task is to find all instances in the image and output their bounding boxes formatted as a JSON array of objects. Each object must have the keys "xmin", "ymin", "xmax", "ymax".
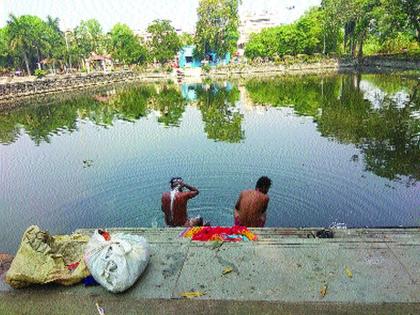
[
  {"xmin": 357, "ymin": 33, "xmax": 365, "ymax": 60},
  {"xmin": 23, "ymin": 51, "xmax": 30, "ymax": 76},
  {"xmin": 351, "ymin": 36, "xmax": 356, "ymax": 57},
  {"xmin": 36, "ymin": 47, "xmax": 41, "ymax": 63},
  {"xmin": 323, "ymin": 33, "xmax": 326, "ymax": 55}
]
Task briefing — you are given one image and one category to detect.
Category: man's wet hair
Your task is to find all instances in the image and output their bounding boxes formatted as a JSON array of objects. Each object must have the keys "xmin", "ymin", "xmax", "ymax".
[
  {"xmin": 170, "ymin": 177, "xmax": 183, "ymax": 187},
  {"xmin": 256, "ymin": 176, "xmax": 272, "ymax": 190}
]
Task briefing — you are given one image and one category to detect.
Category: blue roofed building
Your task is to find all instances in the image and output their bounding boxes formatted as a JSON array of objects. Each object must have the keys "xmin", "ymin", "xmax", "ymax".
[{"xmin": 177, "ymin": 45, "xmax": 231, "ymax": 68}]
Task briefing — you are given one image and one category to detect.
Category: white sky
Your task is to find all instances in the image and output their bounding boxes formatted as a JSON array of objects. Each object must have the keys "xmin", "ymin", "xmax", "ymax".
[{"xmin": 1, "ymin": 0, "xmax": 321, "ymax": 32}]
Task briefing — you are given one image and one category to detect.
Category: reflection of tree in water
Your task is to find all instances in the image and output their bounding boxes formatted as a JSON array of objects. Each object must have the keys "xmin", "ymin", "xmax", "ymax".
[
  {"xmin": 194, "ymin": 83, "xmax": 244, "ymax": 143},
  {"xmin": 152, "ymin": 85, "xmax": 186, "ymax": 127},
  {"xmin": 245, "ymin": 75, "xmax": 420, "ymax": 183},
  {"xmin": 245, "ymin": 76, "xmax": 339, "ymax": 117},
  {"xmin": 0, "ymin": 83, "xmax": 186, "ymax": 145},
  {"xmin": 360, "ymin": 83, "xmax": 419, "ymax": 184},
  {"xmin": 0, "ymin": 96, "xmax": 95, "ymax": 145}
]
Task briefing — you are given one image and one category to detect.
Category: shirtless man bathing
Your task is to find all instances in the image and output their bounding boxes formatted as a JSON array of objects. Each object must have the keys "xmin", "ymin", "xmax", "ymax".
[
  {"xmin": 161, "ymin": 177, "xmax": 204, "ymax": 227},
  {"xmin": 234, "ymin": 176, "xmax": 272, "ymax": 227}
]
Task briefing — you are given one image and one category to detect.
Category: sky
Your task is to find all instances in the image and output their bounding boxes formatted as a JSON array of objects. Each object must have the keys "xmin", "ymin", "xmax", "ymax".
[{"xmin": 0, "ymin": 0, "xmax": 321, "ymax": 32}]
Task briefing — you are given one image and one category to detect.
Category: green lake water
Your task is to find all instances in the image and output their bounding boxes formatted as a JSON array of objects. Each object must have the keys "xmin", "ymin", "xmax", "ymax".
[{"xmin": 0, "ymin": 73, "xmax": 419, "ymax": 252}]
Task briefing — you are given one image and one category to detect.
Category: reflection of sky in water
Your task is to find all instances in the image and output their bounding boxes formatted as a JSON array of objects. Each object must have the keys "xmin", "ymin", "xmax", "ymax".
[
  {"xmin": 0, "ymin": 74, "xmax": 419, "ymax": 253},
  {"xmin": 359, "ymin": 80, "xmax": 411, "ymax": 109}
]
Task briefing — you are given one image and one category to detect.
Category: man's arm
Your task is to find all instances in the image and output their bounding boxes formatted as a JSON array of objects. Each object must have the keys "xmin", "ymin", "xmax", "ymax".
[
  {"xmin": 235, "ymin": 192, "xmax": 242, "ymax": 212},
  {"xmin": 261, "ymin": 196, "xmax": 269, "ymax": 213},
  {"xmin": 234, "ymin": 192, "xmax": 242, "ymax": 220},
  {"xmin": 182, "ymin": 182, "xmax": 199, "ymax": 198},
  {"xmin": 161, "ymin": 194, "xmax": 171, "ymax": 226}
]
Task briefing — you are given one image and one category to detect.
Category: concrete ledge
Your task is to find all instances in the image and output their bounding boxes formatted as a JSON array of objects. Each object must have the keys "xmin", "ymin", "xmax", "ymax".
[
  {"xmin": 1, "ymin": 228, "xmax": 419, "ymax": 314},
  {"xmin": 1, "ymin": 293, "xmax": 420, "ymax": 315}
]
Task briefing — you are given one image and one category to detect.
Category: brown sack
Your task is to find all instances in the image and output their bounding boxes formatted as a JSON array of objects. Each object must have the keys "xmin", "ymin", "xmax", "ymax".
[{"xmin": 5, "ymin": 225, "xmax": 90, "ymax": 288}]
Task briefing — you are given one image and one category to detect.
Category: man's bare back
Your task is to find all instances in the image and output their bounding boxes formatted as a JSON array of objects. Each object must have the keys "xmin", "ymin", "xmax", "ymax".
[
  {"xmin": 234, "ymin": 177, "xmax": 272, "ymax": 227},
  {"xmin": 161, "ymin": 178, "xmax": 200, "ymax": 227},
  {"xmin": 162, "ymin": 191, "xmax": 197, "ymax": 226}
]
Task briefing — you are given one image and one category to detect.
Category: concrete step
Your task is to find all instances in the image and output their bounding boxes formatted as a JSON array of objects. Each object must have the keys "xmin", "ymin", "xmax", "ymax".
[{"xmin": 2, "ymin": 228, "xmax": 420, "ymax": 314}]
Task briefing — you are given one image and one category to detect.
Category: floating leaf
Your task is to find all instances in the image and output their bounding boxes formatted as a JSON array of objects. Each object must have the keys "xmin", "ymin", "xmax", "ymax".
[
  {"xmin": 320, "ymin": 283, "xmax": 328, "ymax": 298},
  {"xmin": 179, "ymin": 291, "xmax": 206, "ymax": 298},
  {"xmin": 222, "ymin": 267, "xmax": 233, "ymax": 275},
  {"xmin": 344, "ymin": 266, "xmax": 353, "ymax": 278}
]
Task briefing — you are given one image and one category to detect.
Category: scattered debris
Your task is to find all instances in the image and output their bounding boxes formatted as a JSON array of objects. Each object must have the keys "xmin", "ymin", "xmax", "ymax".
[
  {"xmin": 83, "ymin": 160, "xmax": 94, "ymax": 168},
  {"xmin": 344, "ymin": 266, "xmax": 353, "ymax": 278},
  {"xmin": 222, "ymin": 267, "xmax": 233, "ymax": 275},
  {"xmin": 179, "ymin": 291, "xmax": 206, "ymax": 298},
  {"xmin": 210, "ymin": 241, "xmax": 224, "ymax": 250},
  {"xmin": 66, "ymin": 261, "xmax": 80, "ymax": 271},
  {"xmin": 96, "ymin": 302, "xmax": 105, "ymax": 315},
  {"xmin": 320, "ymin": 283, "xmax": 328, "ymax": 298},
  {"xmin": 307, "ymin": 229, "xmax": 334, "ymax": 239}
]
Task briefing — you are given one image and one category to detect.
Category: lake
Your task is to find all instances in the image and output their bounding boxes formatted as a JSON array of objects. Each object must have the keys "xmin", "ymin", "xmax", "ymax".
[{"xmin": 1, "ymin": 73, "xmax": 419, "ymax": 252}]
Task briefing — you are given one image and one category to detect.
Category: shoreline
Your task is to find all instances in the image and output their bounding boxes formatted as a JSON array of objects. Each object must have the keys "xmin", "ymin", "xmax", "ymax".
[{"xmin": 0, "ymin": 56, "xmax": 419, "ymax": 111}]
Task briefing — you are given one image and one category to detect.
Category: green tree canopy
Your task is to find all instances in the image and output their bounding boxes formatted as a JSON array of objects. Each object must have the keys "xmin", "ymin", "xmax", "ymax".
[
  {"xmin": 147, "ymin": 19, "xmax": 181, "ymax": 64},
  {"xmin": 74, "ymin": 19, "xmax": 104, "ymax": 58},
  {"xmin": 194, "ymin": 0, "xmax": 240, "ymax": 58},
  {"xmin": 6, "ymin": 14, "xmax": 52, "ymax": 74},
  {"xmin": 109, "ymin": 23, "xmax": 147, "ymax": 64},
  {"xmin": 245, "ymin": 7, "xmax": 338, "ymax": 59}
]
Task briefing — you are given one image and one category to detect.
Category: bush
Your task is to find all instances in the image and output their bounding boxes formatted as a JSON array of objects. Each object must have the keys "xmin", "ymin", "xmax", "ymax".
[
  {"xmin": 34, "ymin": 69, "xmax": 47, "ymax": 78},
  {"xmin": 202, "ymin": 64, "xmax": 211, "ymax": 73}
]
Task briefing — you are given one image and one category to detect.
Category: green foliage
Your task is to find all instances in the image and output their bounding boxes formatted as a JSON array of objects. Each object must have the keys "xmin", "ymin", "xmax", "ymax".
[
  {"xmin": 195, "ymin": 83, "xmax": 244, "ymax": 142},
  {"xmin": 0, "ymin": 27, "xmax": 10, "ymax": 68},
  {"xmin": 202, "ymin": 64, "xmax": 211, "ymax": 73},
  {"xmin": 245, "ymin": 8, "xmax": 338, "ymax": 59},
  {"xmin": 147, "ymin": 19, "xmax": 181, "ymax": 64},
  {"xmin": 194, "ymin": 0, "xmax": 240, "ymax": 58},
  {"xmin": 34, "ymin": 69, "xmax": 47, "ymax": 78},
  {"xmin": 74, "ymin": 19, "xmax": 104, "ymax": 58},
  {"xmin": 109, "ymin": 23, "xmax": 147, "ymax": 64},
  {"xmin": 6, "ymin": 15, "xmax": 53, "ymax": 74},
  {"xmin": 245, "ymin": 0, "xmax": 419, "ymax": 59},
  {"xmin": 364, "ymin": 32, "xmax": 420, "ymax": 55},
  {"xmin": 153, "ymin": 85, "xmax": 186, "ymax": 126},
  {"xmin": 179, "ymin": 32, "xmax": 194, "ymax": 46}
]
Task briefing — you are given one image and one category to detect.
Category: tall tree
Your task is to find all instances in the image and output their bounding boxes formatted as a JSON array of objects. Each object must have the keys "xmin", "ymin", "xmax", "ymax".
[
  {"xmin": 147, "ymin": 19, "xmax": 181, "ymax": 64},
  {"xmin": 74, "ymin": 19, "xmax": 104, "ymax": 59},
  {"xmin": 109, "ymin": 23, "xmax": 147, "ymax": 64},
  {"xmin": 44, "ymin": 16, "xmax": 66, "ymax": 70},
  {"xmin": 6, "ymin": 14, "xmax": 50, "ymax": 75},
  {"xmin": 194, "ymin": 0, "xmax": 240, "ymax": 58},
  {"xmin": 0, "ymin": 27, "xmax": 10, "ymax": 68}
]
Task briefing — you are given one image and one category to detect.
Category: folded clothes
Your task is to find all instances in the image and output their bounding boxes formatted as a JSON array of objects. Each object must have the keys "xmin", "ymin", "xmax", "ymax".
[{"xmin": 179, "ymin": 226, "xmax": 257, "ymax": 242}]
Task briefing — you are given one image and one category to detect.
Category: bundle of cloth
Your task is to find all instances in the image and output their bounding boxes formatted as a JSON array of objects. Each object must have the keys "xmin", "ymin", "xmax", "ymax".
[{"xmin": 179, "ymin": 226, "xmax": 257, "ymax": 242}]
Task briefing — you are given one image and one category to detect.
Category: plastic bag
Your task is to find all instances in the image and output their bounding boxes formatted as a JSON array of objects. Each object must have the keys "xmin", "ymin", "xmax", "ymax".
[
  {"xmin": 5, "ymin": 225, "xmax": 90, "ymax": 288},
  {"xmin": 84, "ymin": 230, "xmax": 150, "ymax": 293}
]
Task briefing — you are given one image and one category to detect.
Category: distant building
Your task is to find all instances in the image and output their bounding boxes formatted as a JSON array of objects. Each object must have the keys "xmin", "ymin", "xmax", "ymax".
[
  {"xmin": 178, "ymin": 45, "xmax": 202, "ymax": 68},
  {"xmin": 178, "ymin": 45, "xmax": 231, "ymax": 68},
  {"xmin": 134, "ymin": 29, "xmax": 152, "ymax": 43},
  {"xmin": 237, "ymin": 10, "xmax": 283, "ymax": 55}
]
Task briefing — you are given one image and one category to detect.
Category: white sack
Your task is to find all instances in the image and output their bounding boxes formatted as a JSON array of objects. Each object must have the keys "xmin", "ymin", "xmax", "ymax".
[{"xmin": 84, "ymin": 230, "xmax": 150, "ymax": 293}]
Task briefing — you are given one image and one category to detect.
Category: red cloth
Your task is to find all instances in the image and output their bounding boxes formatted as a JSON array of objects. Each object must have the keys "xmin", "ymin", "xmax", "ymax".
[{"xmin": 190, "ymin": 226, "xmax": 256, "ymax": 242}]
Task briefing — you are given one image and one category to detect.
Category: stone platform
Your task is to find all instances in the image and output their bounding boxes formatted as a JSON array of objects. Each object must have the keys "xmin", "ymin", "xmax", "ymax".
[{"xmin": 1, "ymin": 228, "xmax": 419, "ymax": 314}]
